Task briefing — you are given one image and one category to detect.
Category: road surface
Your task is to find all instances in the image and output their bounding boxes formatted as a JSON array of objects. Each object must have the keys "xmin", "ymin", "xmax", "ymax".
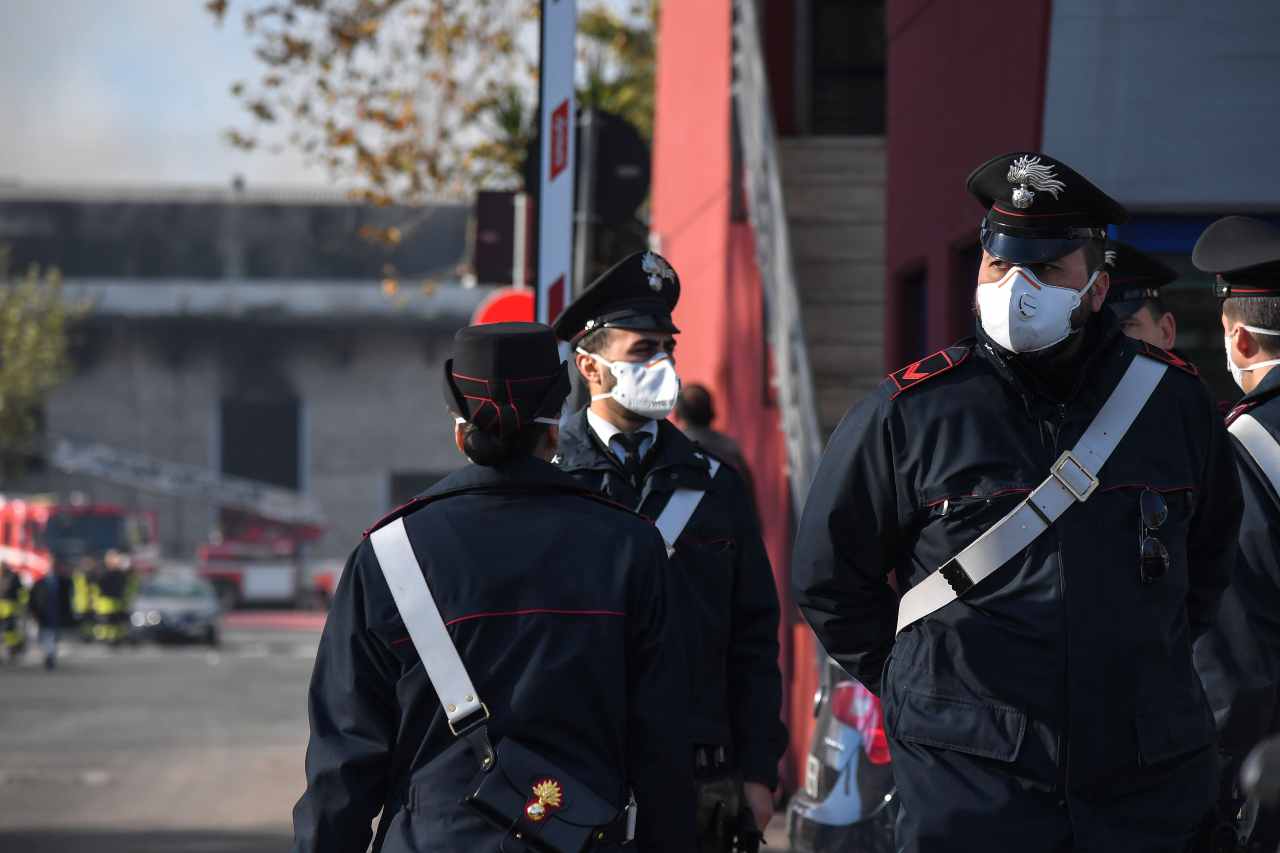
[
  {"xmin": 0, "ymin": 614, "xmax": 792, "ymax": 852},
  {"xmin": 0, "ymin": 619, "xmax": 318, "ymax": 853}
]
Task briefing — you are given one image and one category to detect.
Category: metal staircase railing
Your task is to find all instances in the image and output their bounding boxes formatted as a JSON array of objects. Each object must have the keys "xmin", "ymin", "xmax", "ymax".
[
  {"xmin": 731, "ymin": 0, "xmax": 825, "ymax": 516},
  {"xmin": 47, "ymin": 434, "xmax": 326, "ymax": 527}
]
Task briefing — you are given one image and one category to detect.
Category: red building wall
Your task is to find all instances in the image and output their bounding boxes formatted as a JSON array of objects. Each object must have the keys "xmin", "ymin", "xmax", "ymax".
[
  {"xmin": 651, "ymin": 0, "xmax": 799, "ymax": 790},
  {"xmin": 884, "ymin": 0, "xmax": 1053, "ymax": 367}
]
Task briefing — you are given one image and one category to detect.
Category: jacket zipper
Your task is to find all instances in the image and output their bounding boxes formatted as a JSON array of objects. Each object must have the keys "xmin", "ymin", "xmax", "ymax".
[{"xmin": 1054, "ymin": 401, "xmax": 1072, "ymax": 805}]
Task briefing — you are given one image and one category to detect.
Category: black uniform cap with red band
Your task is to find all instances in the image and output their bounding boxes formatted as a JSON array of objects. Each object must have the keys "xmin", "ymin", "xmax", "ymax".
[
  {"xmin": 1193, "ymin": 215, "xmax": 1280, "ymax": 299},
  {"xmin": 442, "ymin": 322, "xmax": 570, "ymax": 438},
  {"xmin": 1104, "ymin": 241, "xmax": 1179, "ymax": 321},
  {"xmin": 552, "ymin": 251, "xmax": 681, "ymax": 344},
  {"xmin": 967, "ymin": 151, "xmax": 1128, "ymax": 265}
]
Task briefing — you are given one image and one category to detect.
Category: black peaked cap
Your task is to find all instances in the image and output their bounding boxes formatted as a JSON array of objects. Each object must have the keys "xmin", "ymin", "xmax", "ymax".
[
  {"xmin": 1104, "ymin": 241, "xmax": 1179, "ymax": 319},
  {"xmin": 442, "ymin": 322, "xmax": 569, "ymax": 437},
  {"xmin": 552, "ymin": 251, "xmax": 681, "ymax": 344},
  {"xmin": 967, "ymin": 152, "xmax": 1127, "ymax": 264},
  {"xmin": 1193, "ymin": 216, "xmax": 1280, "ymax": 297}
]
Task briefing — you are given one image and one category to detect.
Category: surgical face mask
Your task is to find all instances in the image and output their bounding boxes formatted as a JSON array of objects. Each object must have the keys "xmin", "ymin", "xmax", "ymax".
[
  {"xmin": 1224, "ymin": 325, "xmax": 1280, "ymax": 391},
  {"xmin": 976, "ymin": 265, "xmax": 1100, "ymax": 354},
  {"xmin": 578, "ymin": 348, "xmax": 681, "ymax": 420}
]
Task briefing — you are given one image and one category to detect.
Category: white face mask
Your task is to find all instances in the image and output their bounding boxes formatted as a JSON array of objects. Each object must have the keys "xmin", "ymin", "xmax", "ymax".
[
  {"xmin": 578, "ymin": 348, "xmax": 681, "ymax": 420},
  {"xmin": 1224, "ymin": 325, "xmax": 1280, "ymax": 391},
  {"xmin": 976, "ymin": 265, "xmax": 1100, "ymax": 354}
]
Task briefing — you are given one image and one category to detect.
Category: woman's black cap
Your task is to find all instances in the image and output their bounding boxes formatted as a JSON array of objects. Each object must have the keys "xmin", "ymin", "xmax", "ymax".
[
  {"xmin": 442, "ymin": 322, "xmax": 569, "ymax": 436},
  {"xmin": 1193, "ymin": 216, "xmax": 1280, "ymax": 298},
  {"xmin": 552, "ymin": 251, "xmax": 681, "ymax": 343},
  {"xmin": 967, "ymin": 152, "xmax": 1127, "ymax": 264}
]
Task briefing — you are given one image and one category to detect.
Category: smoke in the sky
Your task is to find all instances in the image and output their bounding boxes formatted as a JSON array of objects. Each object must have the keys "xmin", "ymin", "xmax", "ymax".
[{"xmin": 0, "ymin": 0, "xmax": 322, "ymax": 190}]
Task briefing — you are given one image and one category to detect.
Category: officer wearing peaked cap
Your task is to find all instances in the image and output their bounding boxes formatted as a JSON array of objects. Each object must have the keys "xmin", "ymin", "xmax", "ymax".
[
  {"xmin": 793, "ymin": 152, "xmax": 1242, "ymax": 852},
  {"xmin": 293, "ymin": 322, "xmax": 695, "ymax": 853},
  {"xmin": 1105, "ymin": 241, "xmax": 1181, "ymax": 350},
  {"xmin": 553, "ymin": 252, "xmax": 786, "ymax": 851},
  {"xmin": 1190, "ymin": 217, "xmax": 1280, "ymax": 850}
]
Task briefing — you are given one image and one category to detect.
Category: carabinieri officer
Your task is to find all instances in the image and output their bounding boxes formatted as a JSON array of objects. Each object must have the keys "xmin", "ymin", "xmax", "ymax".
[
  {"xmin": 293, "ymin": 322, "xmax": 694, "ymax": 852},
  {"xmin": 1192, "ymin": 216, "xmax": 1280, "ymax": 849},
  {"xmin": 793, "ymin": 153, "xmax": 1242, "ymax": 852},
  {"xmin": 552, "ymin": 252, "xmax": 787, "ymax": 851}
]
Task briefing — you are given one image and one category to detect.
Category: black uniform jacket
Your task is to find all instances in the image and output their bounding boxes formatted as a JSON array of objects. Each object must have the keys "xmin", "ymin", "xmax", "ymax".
[
  {"xmin": 1196, "ymin": 367, "xmax": 1280, "ymax": 756},
  {"xmin": 792, "ymin": 318, "xmax": 1242, "ymax": 790},
  {"xmin": 557, "ymin": 411, "xmax": 787, "ymax": 789},
  {"xmin": 292, "ymin": 456, "xmax": 694, "ymax": 853}
]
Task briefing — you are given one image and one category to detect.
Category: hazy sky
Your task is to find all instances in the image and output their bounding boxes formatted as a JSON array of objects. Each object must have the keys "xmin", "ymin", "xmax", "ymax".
[
  {"xmin": 0, "ymin": 0, "xmax": 640, "ymax": 194},
  {"xmin": 0, "ymin": 1, "xmax": 368, "ymax": 191}
]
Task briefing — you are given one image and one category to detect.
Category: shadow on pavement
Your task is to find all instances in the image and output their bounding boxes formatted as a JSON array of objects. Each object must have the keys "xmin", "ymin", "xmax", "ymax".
[{"xmin": 0, "ymin": 828, "xmax": 291, "ymax": 853}]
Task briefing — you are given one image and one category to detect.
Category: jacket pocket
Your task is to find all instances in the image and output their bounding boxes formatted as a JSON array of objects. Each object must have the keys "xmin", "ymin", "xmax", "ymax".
[
  {"xmin": 1135, "ymin": 697, "xmax": 1215, "ymax": 766},
  {"xmin": 893, "ymin": 689, "xmax": 1027, "ymax": 763}
]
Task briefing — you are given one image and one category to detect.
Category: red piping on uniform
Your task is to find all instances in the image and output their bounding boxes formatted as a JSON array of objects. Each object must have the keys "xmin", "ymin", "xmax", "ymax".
[
  {"xmin": 387, "ymin": 607, "xmax": 627, "ymax": 646},
  {"xmin": 444, "ymin": 608, "xmax": 626, "ymax": 627},
  {"xmin": 925, "ymin": 487, "xmax": 1031, "ymax": 508},
  {"xmin": 924, "ymin": 483, "xmax": 1195, "ymax": 508},
  {"xmin": 1098, "ymin": 483, "xmax": 1196, "ymax": 495},
  {"xmin": 991, "ymin": 206, "xmax": 1083, "ymax": 219}
]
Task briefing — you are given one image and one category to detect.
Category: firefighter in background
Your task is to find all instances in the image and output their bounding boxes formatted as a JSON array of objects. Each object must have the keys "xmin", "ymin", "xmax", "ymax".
[
  {"xmin": 0, "ymin": 562, "xmax": 27, "ymax": 661},
  {"xmin": 72, "ymin": 556, "xmax": 94, "ymax": 641},
  {"xmin": 92, "ymin": 556, "xmax": 133, "ymax": 645}
]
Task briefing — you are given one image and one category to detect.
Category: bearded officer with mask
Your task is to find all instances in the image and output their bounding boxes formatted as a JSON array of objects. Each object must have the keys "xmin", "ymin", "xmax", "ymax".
[
  {"xmin": 1190, "ymin": 217, "xmax": 1280, "ymax": 851},
  {"xmin": 552, "ymin": 252, "xmax": 786, "ymax": 852},
  {"xmin": 792, "ymin": 152, "xmax": 1243, "ymax": 853}
]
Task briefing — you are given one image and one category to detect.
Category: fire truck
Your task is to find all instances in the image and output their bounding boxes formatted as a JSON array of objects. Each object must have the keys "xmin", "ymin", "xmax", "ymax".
[
  {"xmin": 0, "ymin": 496, "xmax": 158, "ymax": 584},
  {"xmin": 35, "ymin": 435, "xmax": 330, "ymax": 609}
]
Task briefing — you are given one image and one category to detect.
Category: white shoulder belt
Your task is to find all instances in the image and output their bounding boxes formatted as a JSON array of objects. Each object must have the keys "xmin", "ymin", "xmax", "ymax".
[
  {"xmin": 896, "ymin": 355, "xmax": 1169, "ymax": 633},
  {"xmin": 1229, "ymin": 413, "xmax": 1280, "ymax": 501},
  {"xmin": 654, "ymin": 457, "xmax": 721, "ymax": 556},
  {"xmin": 369, "ymin": 518, "xmax": 488, "ymax": 734}
]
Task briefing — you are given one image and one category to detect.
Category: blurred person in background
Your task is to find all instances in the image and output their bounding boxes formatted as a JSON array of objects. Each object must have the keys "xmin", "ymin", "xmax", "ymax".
[
  {"xmin": 1104, "ymin": 242, "xmax": 1179, "ymax": 350},
  {"xmin": 31, "ymin": 547, "xmax": 77, "ymax": 670},
  {"xmin": 293, "ymin": 322, "xmax": 694, "ymax": 853},
  {"xmin": 554, "ymin": 252, "xmax": 785, "ymax": 851},
  {"xmin": 0, "ymin": 561, "xmax": 26, "ymax": 661},
  {"xmin": 673, "ymin": 383, "xmax": 757, "ymax": 515},
  {"xmin": 91, "ymin": 559, "xmax": 131, "ymax": 645}
]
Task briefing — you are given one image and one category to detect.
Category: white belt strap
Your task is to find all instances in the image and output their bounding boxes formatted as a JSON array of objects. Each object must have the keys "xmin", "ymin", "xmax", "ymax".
[
  {"xmin": 896, "ymin": 355, "xmax": 1169, "ymax": 634},
  {"xmin": 369, "ymin": 517, "xmax": 488, "ymax": 733},
  {"xmin": 1230, "ymin": 414, "xmax": 1280, "ymax": 501},
  {"xmin": 654, "ymin": 458, "xmax": 722, "ymax": 556}
]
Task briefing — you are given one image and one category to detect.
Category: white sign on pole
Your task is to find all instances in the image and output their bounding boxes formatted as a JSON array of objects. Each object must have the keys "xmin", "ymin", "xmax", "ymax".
[{"xmin": 535, "ymin": 0, "xmax": 576, "ymax": 325}]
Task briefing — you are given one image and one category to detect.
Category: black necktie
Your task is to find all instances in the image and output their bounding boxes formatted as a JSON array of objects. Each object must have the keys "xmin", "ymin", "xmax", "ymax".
[{"xmin": 611, "ymin": 432, "xmax": 646, "ymax": 486}]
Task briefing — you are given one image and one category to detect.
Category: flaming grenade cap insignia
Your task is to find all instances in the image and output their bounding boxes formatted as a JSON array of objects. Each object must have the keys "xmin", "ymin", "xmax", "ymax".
[
  {"xmin": 525, "ymin": 778, "xmax": 564, "ymax": 823},
  {"xmin": 1006, "ymin": 155, "xmax": 1066, "ymax": 210},
  {"xmin": 641, "ymin": 252, "xmax": 675, "ymax": 292}
]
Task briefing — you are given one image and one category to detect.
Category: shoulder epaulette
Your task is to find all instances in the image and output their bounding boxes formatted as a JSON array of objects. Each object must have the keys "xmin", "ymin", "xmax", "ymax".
[
  {"xmin": 362, "ymin": 483, "xmax": 641, "ymax": 539},
  {"xmin": 1137, "ymin": 342, "xmax": 1199, "ymax": 376},
  {"xmin": 363, "ymin": 495, "xmax": 433, "ymax": 538},
  {"xmin": 888, "ymin": 345, "xmax": 971, "ymax": 400}
]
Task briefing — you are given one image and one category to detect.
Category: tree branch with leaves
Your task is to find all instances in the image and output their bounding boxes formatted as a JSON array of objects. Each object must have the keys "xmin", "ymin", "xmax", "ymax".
[
  {"xmin": 209, "ymin": 0, "xmax": 657, "ymax": 245},
  {"xmin": 0, "ymin": 249, "xmax": 79, "ymax": 470}
]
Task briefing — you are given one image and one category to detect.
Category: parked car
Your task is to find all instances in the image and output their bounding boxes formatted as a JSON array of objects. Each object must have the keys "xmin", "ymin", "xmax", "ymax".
[
  {"xmin": 787, "ymin": 656, "xmax": 897, "ymax": 853},
  {"xmin": 130, "ymin": 573, "xmax": 221, "ymax": 646}
]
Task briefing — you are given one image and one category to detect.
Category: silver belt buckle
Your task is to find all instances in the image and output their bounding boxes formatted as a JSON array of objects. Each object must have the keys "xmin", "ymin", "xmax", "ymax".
[{"xmin": 1051, "ymin": 451, "xmax": 1099, "ymax": 502}]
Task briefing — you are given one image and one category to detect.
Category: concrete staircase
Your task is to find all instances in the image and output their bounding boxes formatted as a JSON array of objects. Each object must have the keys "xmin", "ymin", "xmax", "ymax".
[{"xmin": 779, "ymin": 137, "xmax": 886, "ymax": 439}]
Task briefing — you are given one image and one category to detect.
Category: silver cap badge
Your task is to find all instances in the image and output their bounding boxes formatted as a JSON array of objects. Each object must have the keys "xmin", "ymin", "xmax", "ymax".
[
  {"xmin": 641, "ymin": 252, "xmax": 675, "ymax": 292},
  {"xmin": 1006, "ymin": 155, "xmax": 1065, "ymax": 210}
]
